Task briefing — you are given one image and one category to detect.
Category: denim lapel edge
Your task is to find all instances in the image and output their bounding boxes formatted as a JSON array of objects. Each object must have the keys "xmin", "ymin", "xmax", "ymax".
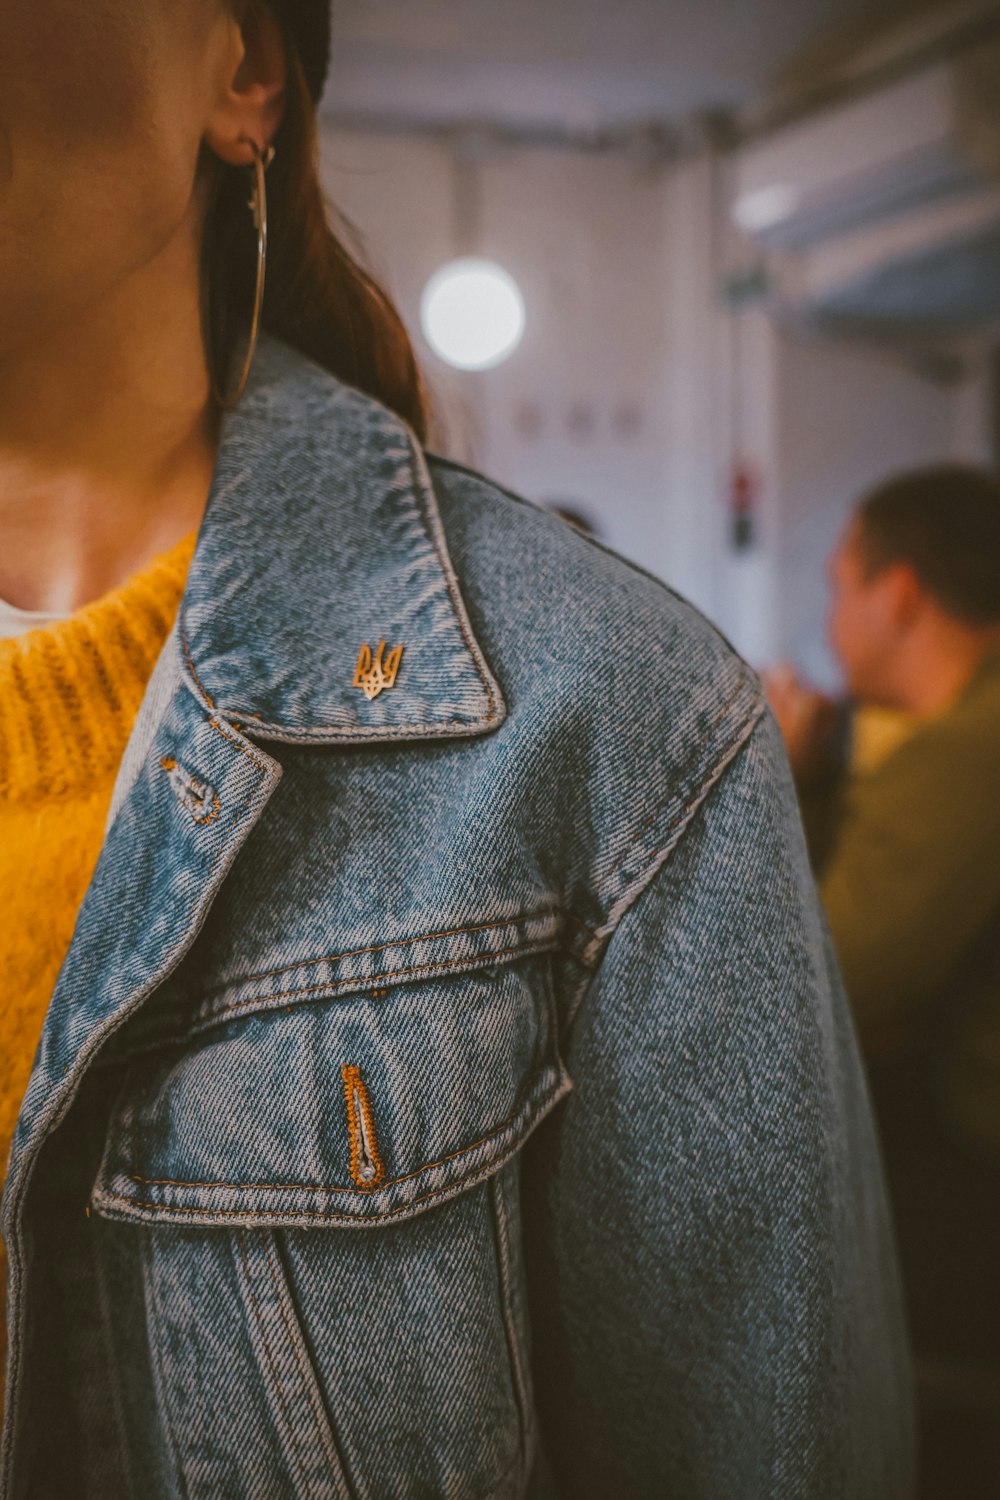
[
  {"xmin": 0, "ymin": 642, "xmax": 284, "ymax": 1489},
  {"xmin": 179, "ymin": 336, "xmax": 508, "ymax": 745}
]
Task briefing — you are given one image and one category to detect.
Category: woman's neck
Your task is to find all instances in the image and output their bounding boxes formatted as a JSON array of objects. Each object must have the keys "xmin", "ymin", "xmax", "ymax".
[{"xmin": 0, "ymin": 227, "xmax": 219, "ymax": 614}]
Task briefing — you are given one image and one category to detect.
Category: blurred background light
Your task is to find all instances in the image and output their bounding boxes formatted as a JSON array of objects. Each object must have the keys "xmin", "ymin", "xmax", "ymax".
[{"xmin": 420, "ymin": 258, "xmax": 526, "ymax": 370}]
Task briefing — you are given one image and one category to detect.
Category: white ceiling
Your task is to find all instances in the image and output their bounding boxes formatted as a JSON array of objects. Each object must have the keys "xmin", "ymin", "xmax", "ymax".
[{"xmin": 323, "ymin": 0, "xmax": 932, "ymax": 134}]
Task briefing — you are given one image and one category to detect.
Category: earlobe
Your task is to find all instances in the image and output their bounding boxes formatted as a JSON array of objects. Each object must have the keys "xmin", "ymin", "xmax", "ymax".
[
  {"xmin": 206, "ymin": 128, "xmax": 277, "ymax": 171},
  {"xmin": 204, "ymin": 2, "xmax": 287, "ymax": 170}
]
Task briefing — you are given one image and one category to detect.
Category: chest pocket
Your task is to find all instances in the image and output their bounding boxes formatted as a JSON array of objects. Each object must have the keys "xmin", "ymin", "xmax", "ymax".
[{"xmin": 89, "ymin": 920, "xmax": 570, "ymax": 1500}]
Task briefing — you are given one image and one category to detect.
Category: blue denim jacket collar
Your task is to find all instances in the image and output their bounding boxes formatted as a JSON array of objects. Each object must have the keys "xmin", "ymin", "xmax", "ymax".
[
  {"xmin": 180, "ymin": 335, "xmax": 506, "ymax": 744},
  {"xmin": 2, "ymin": 336, "xmax": 505, "ymax": 1245}
]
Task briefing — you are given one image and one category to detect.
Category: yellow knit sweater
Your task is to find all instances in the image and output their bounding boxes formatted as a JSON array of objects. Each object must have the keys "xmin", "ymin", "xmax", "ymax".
[{"xmin": 0, "ymin": 528, "xmax": 197, "ymax": 1377}]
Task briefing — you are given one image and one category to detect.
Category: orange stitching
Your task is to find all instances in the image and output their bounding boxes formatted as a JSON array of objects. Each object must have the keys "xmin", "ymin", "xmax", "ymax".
[
  {"xmin": 104, "ymin": 1122, "xmax": 554, "ymax": 1224},
  {"xmin": 196, "ymin": 796, "xmax": 222, "ymax": 827},
  {"xmin": 341, "ymin": 1065, "xmax": 385, "ymax": 1189},
  {"xmin": 159, "ymin": 756, "xmax": 221, "ymax": 826},
  {"xmin": 198, "ymin": 911, "xmax": 560, "ymax": 997},
  {"xmin": 179, "ymin": 618, "xmax": 275, "ymax": 774},
  {"xmin": 127, "ymin": 1076, "xmax": 558, "ymax": 1195},
  {"xmin": 193, "ymin": 940, "xmax": 548, "ymax": 1026},
  {"xmin": 208, "ymin": 717, "xmax": 271, "ymax": 774}
]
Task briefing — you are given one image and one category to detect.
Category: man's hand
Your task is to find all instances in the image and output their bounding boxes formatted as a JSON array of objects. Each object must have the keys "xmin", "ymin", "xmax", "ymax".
[{"xmin": 762, "ymin": 663, "xmax": 840, "ymax": 781}]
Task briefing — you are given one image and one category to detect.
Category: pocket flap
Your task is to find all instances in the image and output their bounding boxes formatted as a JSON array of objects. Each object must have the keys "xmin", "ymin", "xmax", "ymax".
[{"xmin": 91, "ymin": 951, "xmax": 570, "ymax": 1229}]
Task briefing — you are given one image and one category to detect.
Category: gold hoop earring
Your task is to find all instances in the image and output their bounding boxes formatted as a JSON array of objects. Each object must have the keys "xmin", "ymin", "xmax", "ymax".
[{"xmin": 211, "ymin": 138, "xmax": 276, "ymax": 411}]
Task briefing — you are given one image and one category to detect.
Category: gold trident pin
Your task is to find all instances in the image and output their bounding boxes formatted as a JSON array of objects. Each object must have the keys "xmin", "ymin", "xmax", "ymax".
[{"xmin": 353, "ymin": 640, "xmax": 404, "ymax": 701}]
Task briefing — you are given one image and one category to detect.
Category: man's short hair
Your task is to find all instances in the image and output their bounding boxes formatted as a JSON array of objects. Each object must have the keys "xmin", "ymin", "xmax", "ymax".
[{"xmin": 856, "ymin": 464, "xmax": 1000, "ymax": 626}]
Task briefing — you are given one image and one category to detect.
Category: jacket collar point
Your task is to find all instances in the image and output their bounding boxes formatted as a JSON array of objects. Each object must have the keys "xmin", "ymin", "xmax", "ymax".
[{"xmin": 178, "ymin": 338, "xmax": 506, "ymax": 748}]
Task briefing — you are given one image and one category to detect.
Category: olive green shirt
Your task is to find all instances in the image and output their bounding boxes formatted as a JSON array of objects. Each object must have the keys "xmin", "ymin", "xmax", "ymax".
[{"xmin": 805, "ymin": 650, "xmax": 1000, "ymax": 1153}]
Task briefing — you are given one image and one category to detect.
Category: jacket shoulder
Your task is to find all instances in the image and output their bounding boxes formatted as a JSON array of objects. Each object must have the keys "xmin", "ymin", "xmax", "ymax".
[
  {"xmin": 427, "ymin": 455, "xmax": 769, "ymax": 936},
  {"xmin": 426, "ymin": 453, "xmax": 763, "ymax": 735}
]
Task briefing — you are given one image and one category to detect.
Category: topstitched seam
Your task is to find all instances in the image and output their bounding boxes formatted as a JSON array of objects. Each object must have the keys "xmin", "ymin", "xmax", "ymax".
[
  {"xmin": 109, "ymin": 937, "xmax": 573, "ymax": 1063},
  {"xmin": 197, "ymin": 910, "xmax": 562, "ymax": 996},
  {"xmin": 601, "ymin": 678, "xmax": 761, "ymax": 888},
  {"xmin": 410, "ymin": 443, "xmax": 497, "ymax": 721},
  {"xmin": 223, "ymin": 717, "xmax": 489, "ymax": 743},
  {"xmin": 234, "ymin": 1232, "xmax": 312, "ymax": 1498},
  {"xmin": 428, "ymin": 452, "xmax": 756, "ymax": 663},
  {"xmin": 100, "ymin": 1125, "xmax": 557, "ymax": 1225},
  {"xmin": 142, "ymin": 1235, "xmax": 192, "ymax": 1500},
  {"xmin": 124, "ymin": 1076, "xmax": 559, "ymax": 1195},
  {"xmin": 490, "ymin": 1172, "xmax": 531, "ymax": 1482},
  {"xmin": 263, "ymin": 1234, "xmax": 341, "ymax": 1479},
  {"xmin": 190, "ymin": 942, "xmax": 540, "ymax": 1026},
  {"xmin": 175, "ymin": 441, "xmax": 498, "ymax": 734},
  {"xmin": 179, "ymin": 619, "xmax": 216, "ymax": 710},
  {"xmin": 208, "ymin": 717, "xmax": 271, "ymax": 774}
]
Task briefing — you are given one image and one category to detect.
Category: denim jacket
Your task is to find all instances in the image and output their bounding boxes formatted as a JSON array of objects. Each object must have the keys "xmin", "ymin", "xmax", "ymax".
[{"xmin": 1, "ymin": 337, "xmax": 913, "ymax": 1498}]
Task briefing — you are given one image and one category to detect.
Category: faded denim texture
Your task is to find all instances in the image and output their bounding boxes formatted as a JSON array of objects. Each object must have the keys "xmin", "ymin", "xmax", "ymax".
[{"xmin": 1, "ymin": 337, "xmax": 913, "ymax": 1498}]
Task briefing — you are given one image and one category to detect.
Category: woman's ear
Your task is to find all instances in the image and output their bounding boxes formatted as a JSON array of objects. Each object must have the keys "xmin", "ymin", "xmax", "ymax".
[{"xmin": 204, "ymin": 2, "xmax": 287, "ymax": 168}]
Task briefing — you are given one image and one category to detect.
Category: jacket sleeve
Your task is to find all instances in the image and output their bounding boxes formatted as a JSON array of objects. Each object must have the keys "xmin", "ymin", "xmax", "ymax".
[{"xmin": 523, "ymin": 708, "xmax": 914, "ymax": 1499}]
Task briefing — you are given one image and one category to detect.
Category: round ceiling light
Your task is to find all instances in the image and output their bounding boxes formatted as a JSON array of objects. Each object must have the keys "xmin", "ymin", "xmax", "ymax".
[{"xmin": 420, "ymin": 257, "xmax": 525, "ymax": 371}]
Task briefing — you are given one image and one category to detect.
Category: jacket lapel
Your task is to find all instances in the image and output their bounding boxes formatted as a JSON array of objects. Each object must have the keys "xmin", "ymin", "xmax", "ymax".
[
  {"xmin": 181, "ymin": 335, "xmax": 505, "ymax": 743},
  {"xmin": 3, "ymin": 337, "xmax": 507, "ymax": 1219},
  {"xmin": 1, "ymin": 661, "xmax": 282, "ymax": 1228}
]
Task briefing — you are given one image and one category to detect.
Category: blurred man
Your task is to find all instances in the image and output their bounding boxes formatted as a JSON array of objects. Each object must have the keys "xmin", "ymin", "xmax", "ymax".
[{"xmin": 766, "ymin": 463, "xmax": 1000, "ymax": 1494}]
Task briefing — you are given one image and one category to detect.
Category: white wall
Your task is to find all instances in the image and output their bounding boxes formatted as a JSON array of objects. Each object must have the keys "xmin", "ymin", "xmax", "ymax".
[
  {"xmin": 318, "ymin": 125, "xmax": 994, "ymax": 681},
  {"xmin": 317, "ymin": 130, "xmax": 473, "ymax": 454},
  {"xmin": 319, "ymin": 126, "xmax": 674, "ymax": 580},
  {"xmin": 658, "ymin": 153, "xmax": 730, "ymax": 622},
  {"xmin": 471, "ymin": 147, "xmax": 673, "ymax": 576}
]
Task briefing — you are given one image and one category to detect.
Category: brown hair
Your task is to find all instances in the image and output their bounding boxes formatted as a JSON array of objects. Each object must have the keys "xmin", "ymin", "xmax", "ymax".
[
  {"xmin": 203, "ymin": 19, "xmax": 429, "ymax": 441},
  {"xmin": 857, "ymin": 464, "xmax": 1000, "ymax": 626}
]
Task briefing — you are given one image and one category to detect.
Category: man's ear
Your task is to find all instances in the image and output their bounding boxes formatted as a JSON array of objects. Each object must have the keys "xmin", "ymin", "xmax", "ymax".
[
  {"xmin": 204, "ymin": 3, "xmax": 287, "ymax": 169},
  {"xmin": 888, "ymin": 562, "xmax": 925, "ymax": 630}
]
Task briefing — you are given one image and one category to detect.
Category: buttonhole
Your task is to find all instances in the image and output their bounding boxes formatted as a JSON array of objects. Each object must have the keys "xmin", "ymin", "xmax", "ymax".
[
  {"xmin": 159, "ymin": 757, "xmax": 221, "ymax": 826},
  {"xmin": 342, "ymin": 1064, "xmax": 385, "ymax": 1189}
]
